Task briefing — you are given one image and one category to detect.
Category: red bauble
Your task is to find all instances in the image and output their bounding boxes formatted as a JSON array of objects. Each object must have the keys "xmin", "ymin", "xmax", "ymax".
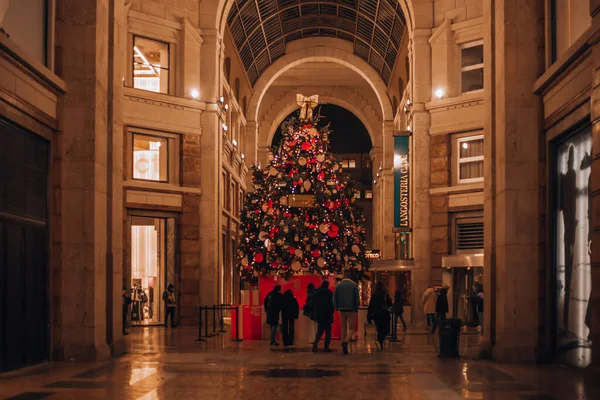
[
  {"xmin": 271, "ymin": 261, "xmax": 279, "ymax": 269},
  {"xmin": 301, "ymin": 142, "xmax": 311, "ymax": 151},
  {"xmin": 330, "ymin": 224, "xmax": 339, "ymax": 233},
  {"xmin": 317, "ymin": 172, "xmax": 325, "ymax": 181},
  {"xmin": 289, "ymin": 247, "xmax": 296, "ymax": 255},
  {"xmin": 254, "ymin": 253, "xmax": 264, "ymax": 263},
  {"xmin": 327, "ymin": 230, "xmax": 338, "ymax": 238},
  {"xmin": 312, "ymin": 250, "xmax": 321, "ymax": 257},
  {"xmin": 267, "ymin": 199, "xmax": 273, "ymax": 207},
  {"xmin": 289, "ymin": 140, "xmax": 297, "ymax": 146}
]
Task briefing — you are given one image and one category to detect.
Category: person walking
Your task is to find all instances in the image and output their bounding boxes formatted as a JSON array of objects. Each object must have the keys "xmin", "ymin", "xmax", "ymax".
[
  {"xmin": 367, "ymin": 281, "xmax": 393, "ymax": 351},
  {"xmin": 431, "ymin": 286, "xmax": 449, "ymax": 334},
  {"xmin": 162, "ymin": 284, "xmax": 176, "ymax": 328},
  {"xmin": 122, "ymin": 286, "xmax": 132, "ymax": 335},
  {"xmin": 264, "ymin": 285, "xmax": 283, "ymax": 345},
  {"xmin": 421, "ymin": 285, "xmax": 437, "ymax": 328},
  {"xmin": 281, "ymin": 290, "xmax": 299, "ymax": 348},
  {"xmin": 312, "ymin": 281, "xmax": 335, "ymax": 353},
  {"xmin": 334, "ymin": 271, "xmax": 360, "ymax": 355},
  {"xmin": 303, "ymin": 283, "xmax": 317, "ymax": 344},
  {"xmin": 393, "ymin": 289, "xmax": 408, "ymax": 334}
]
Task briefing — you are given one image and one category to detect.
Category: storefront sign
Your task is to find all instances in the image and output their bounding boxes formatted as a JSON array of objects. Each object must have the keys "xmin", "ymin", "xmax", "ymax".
[
  {"xmin": 365, "ymin": 249, "xmax": 381, "ymax": 260},
  {"xmin": 394, "ymin": 136, "xmax": 410, "ymax": 228}
]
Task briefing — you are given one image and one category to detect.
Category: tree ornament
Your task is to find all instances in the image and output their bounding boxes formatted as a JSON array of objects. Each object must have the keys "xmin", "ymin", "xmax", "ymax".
[
  {"xmin": 291, "ymin": 261, "xmax": 301, "ymax": 272},
  {"xmin": 317, "ymin": 258, "xmax": 326, "ymax": 268},
  {"xmin": 298, "ymin": 157, "xmax": 307, "ymax": 166},
  {"xmin": 254, "ymin": 253, "xmax": 264, "ymax": 263},
  {"xmin": 301, "ymin": 142, "xmax": 311, "ymax": 151},
  {"xmin": 317, "ymin": 154, "xmax": 325, "ymax": 162}
]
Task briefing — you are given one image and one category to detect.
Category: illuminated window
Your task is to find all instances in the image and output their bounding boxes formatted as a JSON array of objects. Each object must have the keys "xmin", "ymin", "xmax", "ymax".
[
  {"xmin": 341, "ymin": 159, "xmax": 356, "ymax": 169},
  {"xmin": 133, "ymin": 36, "xmax": 170, "ymax": 94},
  {"xmin": 365, "ymin": 190, "xmax": 373, "ymax": 199},
  {"xmin": 132, "ymin": 133, "xmax": 168, "ymax": 181},
  {"xmin": 364, "ymin": 159, "xmax": 372, "ymax": 169},
  {"xmin": 460, "ymin": 41, "xmax": 483, "ymax": 94},
  {"xmin": 354, "ymin": 191, "xmax": 361, "ymax": 199},
  {"xmin": 457, "ymin": 135, "xmax": 484, "ymax": 183}
]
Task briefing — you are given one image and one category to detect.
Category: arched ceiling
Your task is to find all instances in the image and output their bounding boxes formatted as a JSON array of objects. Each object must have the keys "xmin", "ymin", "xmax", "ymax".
[{"xmin": 227, "ymin": 0, "xmax": 407, "ymax": 86}]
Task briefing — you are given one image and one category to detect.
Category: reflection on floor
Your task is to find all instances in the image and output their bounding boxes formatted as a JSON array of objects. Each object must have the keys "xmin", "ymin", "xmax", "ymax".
[{"xmin": 1, "ymin": 327, "xmax": 599, "ymax": 400}]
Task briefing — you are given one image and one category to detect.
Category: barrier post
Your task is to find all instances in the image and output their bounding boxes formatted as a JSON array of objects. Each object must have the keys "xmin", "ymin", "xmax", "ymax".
[
  {"xmin": 195, "ymin": 305, "xmax": 206, "ymax": 342},
  {"xmin": 204, "ymin": 306, "xmax": 210, "ymax": 338},
  {"xmin": 212, "ymin": 304, "xmax": 217, "ymax": 335},
  {"xmin": 218, "ymin": 304, "xmax": 226, "ymax": 333},
  {"xmin": 231, "ymin": 304, "xmax": 243, "ymax": 342}
]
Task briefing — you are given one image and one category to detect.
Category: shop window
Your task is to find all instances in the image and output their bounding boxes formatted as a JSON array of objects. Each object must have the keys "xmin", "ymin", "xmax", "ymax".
[
  {"xmin": 341, "ymin": 159, "xmax": 356, "ymax": 169},
  {"xmin": 456, "ymin": 135, "xmax": 484, "ymax": 183},
  {"xmin": 132, "ymin": 133, "xmax": 168, "ymax": 182},
  {"xmin": 460, "ymin": 41, "xmax": 483, "ymax": 94},
  {"xmin": 2, "ymin": 0, "xmax": 48, "ymax": 66},
  {"xmin": 224, "ymin": 57, "xmax": 231, "ymax": 83},
  {"xmin": 133, "ymin": 36, "xmax": 170, "ymax": 94},
  {"xmin": 365, "ymin": 190, "xmax": 373, "ymax": 199}
]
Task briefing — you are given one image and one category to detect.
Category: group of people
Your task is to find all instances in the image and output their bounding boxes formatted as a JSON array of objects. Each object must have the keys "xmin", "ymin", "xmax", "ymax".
[
  {"xmin": 421, "ymin": 282, "xmax": 483, "ymax": 334},
  {"xmin": 264, "ymin": 272, "xmax": 409, "ymax": 353},
  {"xmin": 122, "ymin": 283, "xmax": 177, "ymax": 334}
]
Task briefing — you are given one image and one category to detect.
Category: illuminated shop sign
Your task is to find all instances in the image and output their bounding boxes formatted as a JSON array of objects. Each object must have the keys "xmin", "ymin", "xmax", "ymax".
[
  {"xmin": 554, "ymin": 126, "xmax": 592, "ymax": 368},
  {"xmin": 394, "ymin": 136, "xmax": 410, "ymax": 228},
  {"xmin": 365, "ymin": 249, "xmax": 381, "ymax": 260}
]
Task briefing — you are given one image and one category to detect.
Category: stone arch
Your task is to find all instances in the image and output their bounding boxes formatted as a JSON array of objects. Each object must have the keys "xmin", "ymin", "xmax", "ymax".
[
  {"xmin": 246, "ymin": 38, "xmax": 394, "ymax": 124},
  {"xmin": 259, "ymin": 87, "xmax": 382, "ymax": 150}
]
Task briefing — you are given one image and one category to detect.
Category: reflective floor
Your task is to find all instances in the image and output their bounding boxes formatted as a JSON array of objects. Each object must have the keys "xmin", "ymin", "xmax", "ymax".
[{"xmin": 1, "ymin": 327, "xmax": 599, "ymax": 400}]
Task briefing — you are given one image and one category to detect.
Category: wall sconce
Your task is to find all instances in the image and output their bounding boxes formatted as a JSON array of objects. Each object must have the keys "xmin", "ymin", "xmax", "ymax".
[
  {"xmin": 191, "ymin": 89, "xmax": 200, "ymax": 99},
  {"xmin": 219, "ymin": 96, "xmax": 224, "ymax": 104},
  {"xmin": 241, "ymin": 153, "xmax": 245, "ymax": 159},
  {"xmin": 232, "ymin": 139, "xmax": 237, "ymax": 147},
  {"xmin": 434, "ymin": 88, "xmax": 445, "ymax": 100},
  {"xmin": 373, "ymin": 179, "xmax": 377, "ymax": 185},
  {"xmin": 222, "ymin": 123, "xmax": 228, "ymax": 131},
  {"xmin": 407, "ymin": 125, "xmax": 412, "ymax": 132}
]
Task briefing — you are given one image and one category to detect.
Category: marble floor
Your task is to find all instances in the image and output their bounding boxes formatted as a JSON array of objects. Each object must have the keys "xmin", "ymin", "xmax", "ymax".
[{"xmin": 1, "ymin": 326, "xmax": 599, "ymax": 400}]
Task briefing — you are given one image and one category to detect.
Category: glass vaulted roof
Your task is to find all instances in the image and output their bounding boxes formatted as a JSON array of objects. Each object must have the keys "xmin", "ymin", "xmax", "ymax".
[{"xmin": 227, "ymin": 0, "xmax": 407, "ymax": 86}]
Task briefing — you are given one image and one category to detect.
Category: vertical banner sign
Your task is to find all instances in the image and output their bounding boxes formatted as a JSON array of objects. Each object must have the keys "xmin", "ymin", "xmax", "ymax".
[{"xmin": 394, "ymin": 136, "xmax": 410, "ymax": 228}]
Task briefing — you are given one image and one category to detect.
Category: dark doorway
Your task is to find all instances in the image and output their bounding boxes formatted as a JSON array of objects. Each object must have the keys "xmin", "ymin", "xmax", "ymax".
[{"xmin": 0, "ymin": 118, "xmax": 49, "ymax": 372}]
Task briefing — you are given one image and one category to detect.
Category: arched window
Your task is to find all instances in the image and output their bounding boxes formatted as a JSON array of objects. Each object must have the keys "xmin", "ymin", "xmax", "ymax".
[
  {"xmin": 398, "ymin": 77, "xmax": 404, "ymax": 98},
  {"xmin": 234, "ymin": 78, "xmax": 240, "ymax": 100},
  {"xmin": 405, "ymin": 56, "xmax": 410, "ymax": 81},
  {"xmin": 242, "ymin": 96, "xmax": 247, "ymax": 116},
  {"xmin": 224, "ymin": 57, "xmax": 231, "ymax": 83},
  {"xmin": 392, "ymin": 96, "xmax": 398, "ymax": 116}
]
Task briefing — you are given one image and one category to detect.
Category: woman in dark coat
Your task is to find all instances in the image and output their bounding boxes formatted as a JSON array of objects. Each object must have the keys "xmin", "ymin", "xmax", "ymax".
[
  {"xmin": 393, "ymin": 289, "xmax": 408, "ymax": 333},
  {"xmin": 431, "ymin": 286, "xmax": 449, "ymax": 334},
  {"xmin": 264, "ymin": 285, "xmax": 283, "ymax": 345},
  {"xmin": 368, "ymin": 281, "xmax": 393, "ymax": 351},
  {"xmin": 281, "ymin": 290, "xmax": 300, "ymax": 347},
  {"xmin": 312, "ymin": 281, "xmax": 335, "ymax": 353}
]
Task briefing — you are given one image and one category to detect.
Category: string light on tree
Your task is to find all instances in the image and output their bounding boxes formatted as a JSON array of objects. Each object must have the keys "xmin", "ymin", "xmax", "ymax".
[{"xmin": 236, "ymin": 94, "xmax": 370, "ymax": 282}]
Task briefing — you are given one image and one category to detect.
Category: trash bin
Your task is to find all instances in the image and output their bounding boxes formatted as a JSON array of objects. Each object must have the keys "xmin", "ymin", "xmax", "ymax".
[{"xmin": 439, "ymin": 318, "xmax": 461, "ymax": 357}]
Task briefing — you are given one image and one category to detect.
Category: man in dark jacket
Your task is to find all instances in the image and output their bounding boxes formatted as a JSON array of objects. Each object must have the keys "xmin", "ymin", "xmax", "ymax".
[
  {"xmin": 312, "ymin": 281, "xmax": 335, "ymax": 353},
  {"xmin": 281, "ymin": 290, "xmax": 300, "ymax": 348},
  {"xmin": 264, "ymin": 285, "xmax": 283, "ymax": 345},
  {"xmin": 431, "ymin": 286, "xmax": 449, "ymax": 334}
]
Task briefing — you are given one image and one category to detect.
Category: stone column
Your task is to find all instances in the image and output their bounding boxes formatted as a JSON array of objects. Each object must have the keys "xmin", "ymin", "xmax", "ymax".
[
  {"xmin": 370, "ymin": 146, "xmax": 383, "ymax": 251},
  {"xmin": 410, "ymin": 28, "xmax": 433, "ymax": 323},
  {"xmin": 381, "ymin": 121, "xmax": 396, "ymax": 259},
  {"xmin": 181, "ymin": 19, "xmax": 203, "ymax": 99},
  {"xmin": 54, "ymin": 0, "xmax": 111, "ymax": 361},
  {"xmin": 198, "ymin": 29, "xmax": 222, "ymax": 306},
  {"xmin": 482, "ymin": 0, "xmax": 543, "ymax": 362}
]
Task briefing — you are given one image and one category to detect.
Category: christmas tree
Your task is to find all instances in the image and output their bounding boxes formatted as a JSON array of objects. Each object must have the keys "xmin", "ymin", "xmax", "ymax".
[{"xmin": 237, "ymin": 95, "xmax": 370, "ymax": 282}]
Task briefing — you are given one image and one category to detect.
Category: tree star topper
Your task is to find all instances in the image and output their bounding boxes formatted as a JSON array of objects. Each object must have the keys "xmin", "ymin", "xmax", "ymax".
[{"xmin": 297, "ymin": 94, "xmax": 319, "ymax": 121}]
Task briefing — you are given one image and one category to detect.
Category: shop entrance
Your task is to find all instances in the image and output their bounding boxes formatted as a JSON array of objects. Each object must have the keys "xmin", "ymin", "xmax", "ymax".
[
  {"xmin": 442, "ymin": 254, "xmax": 484, "ymax": 327},
  {"xmin": 129, "ymin": 215, "xmax": 176, "ymax": 326},
  {"xmin": 0, "ymin": 118, "xmax": 49, "ymax": 372}
]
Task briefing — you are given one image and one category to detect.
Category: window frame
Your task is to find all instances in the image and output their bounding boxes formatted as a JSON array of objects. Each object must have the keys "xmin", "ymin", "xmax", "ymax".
[
  {"xmin": 128, "ymin": 128, "xmax": 180, "ymax": 184},
  {"xmin": 459, "ymin": 40, "xmax": 484, "ymax": 95},
  {"xmin": 456, "ymin": 134, "xmax": 484, "ymax": 184}
]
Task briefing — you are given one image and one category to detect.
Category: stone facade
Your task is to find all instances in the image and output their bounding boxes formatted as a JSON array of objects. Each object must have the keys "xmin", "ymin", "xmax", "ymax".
[{"xmin": 1, "ymin": 0, "xmax": 600, "ymax": 373}]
